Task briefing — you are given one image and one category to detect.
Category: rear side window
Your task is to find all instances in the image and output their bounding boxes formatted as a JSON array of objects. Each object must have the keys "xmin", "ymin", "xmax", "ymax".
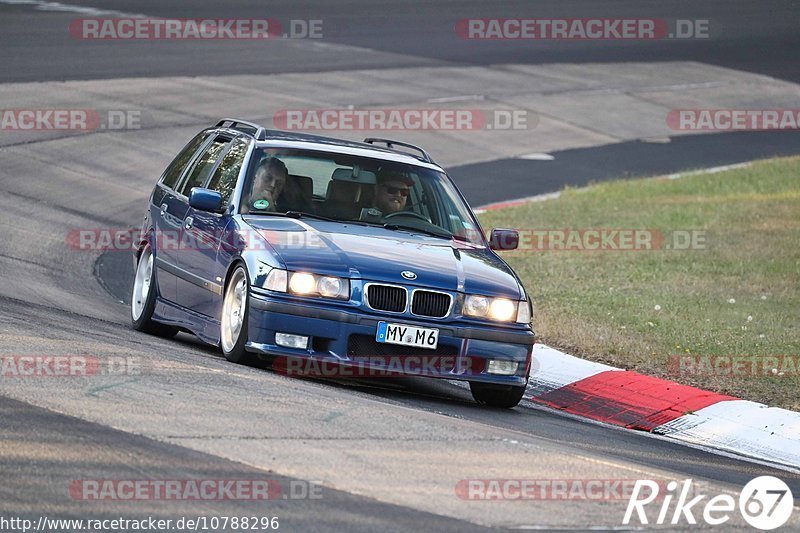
[
  {"xmin": 161, "ymin": 133, "xmax": 209, "ymax": 190},
  {"xmin": 178, "ymin": 137, "xmax": 230, "ymax": 196},
  {"xmin": 208, "ymin": 138, "xmax": 249, "ymax": 205}
]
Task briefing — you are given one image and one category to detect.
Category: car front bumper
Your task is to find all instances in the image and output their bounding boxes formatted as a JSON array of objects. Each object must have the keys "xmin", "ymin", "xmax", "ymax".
[{"xmin": 246, "ymin": 292, "xmax": 534, "ymax": 386}]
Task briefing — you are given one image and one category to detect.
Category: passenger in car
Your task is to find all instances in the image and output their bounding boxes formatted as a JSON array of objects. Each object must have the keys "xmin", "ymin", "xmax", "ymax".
[
  {"xmin": 373, "ymin": 171, "xmax": 413, "ymax": 215},
  {"xmin": 251, "ymin": 157, "xmax": 288, "ymax": 211}
]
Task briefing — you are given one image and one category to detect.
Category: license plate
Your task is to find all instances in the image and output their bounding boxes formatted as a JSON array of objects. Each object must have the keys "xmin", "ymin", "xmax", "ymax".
[{"xmin": 376, "ymin": 322, "xmax": 439, "ymax": 350}]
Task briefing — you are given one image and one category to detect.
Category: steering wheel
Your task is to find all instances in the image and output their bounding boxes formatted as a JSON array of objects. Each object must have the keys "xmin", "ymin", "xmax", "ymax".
[{"xmin": 383, "ymin": 210, "xmax": 432, "ymax": 223}]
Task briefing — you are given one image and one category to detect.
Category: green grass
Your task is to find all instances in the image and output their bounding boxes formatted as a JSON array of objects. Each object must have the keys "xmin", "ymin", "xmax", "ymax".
[{"xmin": 478, "ymin": 157, "xmax": 800, "ymax": 410}]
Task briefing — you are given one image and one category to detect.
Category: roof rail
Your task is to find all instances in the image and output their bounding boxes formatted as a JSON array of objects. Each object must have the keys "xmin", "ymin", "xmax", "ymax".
[
  {"xmin": 363, "ymin": 138, "xmax": 434, "ymax": 164},
  {"xmin": 215, "ymin": 118, "xmax": 268, "ymax": 141}
]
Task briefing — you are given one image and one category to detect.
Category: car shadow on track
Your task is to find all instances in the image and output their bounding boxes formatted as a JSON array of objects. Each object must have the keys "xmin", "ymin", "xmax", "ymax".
[{"xmin": 139, "ymin": 312, "xmax": 800, "ymax": 496}]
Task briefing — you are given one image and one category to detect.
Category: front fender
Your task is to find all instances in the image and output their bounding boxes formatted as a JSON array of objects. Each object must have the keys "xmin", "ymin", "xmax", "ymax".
[{"xmin": 219, "ymin": 217, "xmax": 285, "ymax": 289}]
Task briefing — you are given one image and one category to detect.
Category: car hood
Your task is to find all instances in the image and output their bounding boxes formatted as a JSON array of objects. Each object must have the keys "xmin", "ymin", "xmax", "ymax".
[{"xmin": 243, "ymin": 217, "xmax": 523, "ymax": 299}]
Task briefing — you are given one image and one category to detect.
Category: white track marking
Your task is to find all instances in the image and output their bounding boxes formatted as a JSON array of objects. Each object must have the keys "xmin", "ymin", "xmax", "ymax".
[
  {"xmin": 665, "ymin": 162, "xmax": 752, "ymax": 179},
  {"xmin": 518, "ymin": 152, "xmax": 555, "ymax": 160},
  {"xmin": 0, "ymin": 0, "xmax": 147, "ymax": 17},
  {"xmin": 427, "ymin": 95, "xmax": 486, "ymax": 103}
]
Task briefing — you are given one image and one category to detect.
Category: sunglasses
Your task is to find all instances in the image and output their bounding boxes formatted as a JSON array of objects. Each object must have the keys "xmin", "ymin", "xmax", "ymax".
[{"xmin": 381, "ymin": 185, "xmax": 411, "ymax": 197}]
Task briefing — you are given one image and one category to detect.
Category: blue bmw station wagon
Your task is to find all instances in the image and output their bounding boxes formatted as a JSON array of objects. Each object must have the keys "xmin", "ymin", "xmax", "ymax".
[{"xmin": 132, "ymin": 118, "xmax": 534, "ymax": 407}]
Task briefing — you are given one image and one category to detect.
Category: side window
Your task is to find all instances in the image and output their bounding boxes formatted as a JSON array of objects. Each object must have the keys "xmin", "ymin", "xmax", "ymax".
[
  {"xmin": 178, "ymin": 137, "xmax": 230, "ymax": 196},
  {"xmin": 161, "ymin": 133, "xmax": 209, "ymax": 190},
  {"xmin": 207, "ymin": 138, "xmax": 249, "ymax": 205}
]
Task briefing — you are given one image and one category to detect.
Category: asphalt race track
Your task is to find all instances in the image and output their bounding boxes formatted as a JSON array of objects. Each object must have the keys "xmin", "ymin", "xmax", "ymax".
[
  {"xmin": 1, "ymin": 1, "xmax": 799, "ymax": 530},
  {"xmin": 2, "ymin": 0, "xmax": 798, "ymax": 83},
  {"xmin": 452, "ymin": 130, "xmax": 800, "ymax": 207}
]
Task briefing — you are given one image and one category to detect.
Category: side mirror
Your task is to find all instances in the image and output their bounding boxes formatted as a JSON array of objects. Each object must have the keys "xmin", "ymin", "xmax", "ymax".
[
  {"xmin": 188, "ymin": 188, "xmax": 223, "ymax": 213},
  {"xmin": 489, "ymin": 228, "xmax": 519, "ymax": 251}
]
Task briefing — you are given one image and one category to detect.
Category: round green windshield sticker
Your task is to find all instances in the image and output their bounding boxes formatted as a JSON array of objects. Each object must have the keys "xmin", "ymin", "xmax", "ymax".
[{"xmin": 253, "ymin": 199, "xmax": 269, "ymax": 209}]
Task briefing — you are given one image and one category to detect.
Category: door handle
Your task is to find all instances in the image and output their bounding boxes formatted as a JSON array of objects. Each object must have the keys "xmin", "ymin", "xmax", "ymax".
[
  {"xmin": 184, "ymin": 216, "xmax": 194, "ymax": 230},
  {"xmin": 160, "ymin": 203, "xmax": 168, "ymax": 217}
]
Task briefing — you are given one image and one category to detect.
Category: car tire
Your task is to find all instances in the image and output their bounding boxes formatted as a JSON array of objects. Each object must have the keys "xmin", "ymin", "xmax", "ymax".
[
  {"xmin": 220, "ymin": 265, "xmax": 257, "ymax": 365},
  {"xmin": 469, "ymin": 381, "xmax": 527, "ymax": 408},
  {"xmin": 131, "ymin": 244, "xmax": 178, "ymax": 338}
]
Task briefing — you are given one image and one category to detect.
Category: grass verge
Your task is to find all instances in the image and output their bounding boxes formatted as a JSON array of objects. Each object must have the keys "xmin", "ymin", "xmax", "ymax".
[{"xmin": 478, "ymin": 157, "xmax": 800, "ymax": 410}]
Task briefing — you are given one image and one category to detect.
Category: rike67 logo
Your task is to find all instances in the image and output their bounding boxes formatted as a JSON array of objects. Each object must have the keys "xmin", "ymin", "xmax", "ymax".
[{"xmin": 624, "ymin": 476, "xmax": 794, "ymax": 530}]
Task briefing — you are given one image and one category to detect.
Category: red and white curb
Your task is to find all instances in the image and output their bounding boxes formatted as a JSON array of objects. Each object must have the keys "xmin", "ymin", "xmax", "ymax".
[{"xmin": 528, "ymin": 344, "xmax": 800, "ymax": 471}]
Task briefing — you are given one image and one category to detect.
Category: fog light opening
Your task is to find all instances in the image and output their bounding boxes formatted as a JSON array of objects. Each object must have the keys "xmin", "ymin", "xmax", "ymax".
[
  {"xmin": 487, "ymin": 359, "xmax": 518, "ymax": 376},
  {"xmin": 275, "ymin": 333, "xmax": 309, "ymax": 350}
]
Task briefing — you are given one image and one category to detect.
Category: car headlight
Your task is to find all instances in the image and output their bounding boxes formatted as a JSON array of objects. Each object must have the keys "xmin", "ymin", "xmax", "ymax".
[
  {"xmin": 263, "ymin": 269, "xmax": 349, "ymax": 300},
  {"xmin": 317, "ymin": 276, "xmax": 344, "ymax": 298},
  {"xmin": 463, "ymin": 295, "xmax": 490, "ymax": 317},
  {"xmin": 464, "ymin": 295, "xmax": 530, "ymax": 323},
  {"xmin": 289, "ymin": 272, "xmax": 316, "ymax": 294},
  {"xmin": 488, "ymin": 298, "xmax": 516, "ymax": 321}
]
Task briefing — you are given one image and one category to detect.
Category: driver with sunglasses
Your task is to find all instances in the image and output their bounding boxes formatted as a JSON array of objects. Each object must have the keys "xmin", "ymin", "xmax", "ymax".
[{"xmin": 373, "ymin": 171, "xmax": 413, "ymax": 215}]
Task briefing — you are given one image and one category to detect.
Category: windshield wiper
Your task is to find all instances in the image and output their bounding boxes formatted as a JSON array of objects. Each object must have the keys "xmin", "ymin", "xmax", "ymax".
[
  {"xmin": 259, "ymin": 211, "xmax": 373, "ymax": 227},
  {"xmin": 253, "ymin": 210, "xmax": 341, "ymax": 223},
  {"xmin": 383, "ymin": 223, "xmax": 452, "ymax": 240},
  {"xmin": 284, "ymin": 211, "xmax": 340, "ymax": 223}
]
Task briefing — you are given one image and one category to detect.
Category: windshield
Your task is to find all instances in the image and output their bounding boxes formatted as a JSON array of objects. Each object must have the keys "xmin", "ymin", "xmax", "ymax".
[{"xmin": 239, "ymin": 147, "xmax": 485, "ymax": 245}]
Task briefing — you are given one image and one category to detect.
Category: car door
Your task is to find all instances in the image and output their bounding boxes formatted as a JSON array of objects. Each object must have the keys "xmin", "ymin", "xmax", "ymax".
[
  {"xmin": 179, "ymin": 136, "xmax": 251, "ymax": 318},
  {"xmin": 151, "ymin": 132, "xmax": 211, "ymax": 303},
  {"xmin": 172, "ymin": 134, "xmax": 236, "ymax": 315}
]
